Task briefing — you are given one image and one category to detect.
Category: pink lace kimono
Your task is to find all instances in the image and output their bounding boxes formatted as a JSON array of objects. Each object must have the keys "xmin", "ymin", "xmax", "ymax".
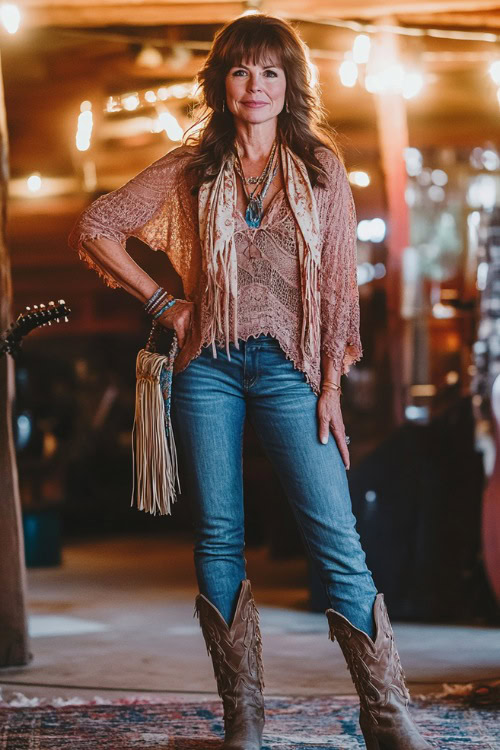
[{"xmin": 68, "ymin": 146, "xmax": 362, "ymax": 395}]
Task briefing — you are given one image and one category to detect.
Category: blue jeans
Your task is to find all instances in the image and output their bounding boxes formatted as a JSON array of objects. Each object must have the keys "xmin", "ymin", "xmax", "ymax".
[{"xmin": 171, "ymin": 334, "xmax": 377, "ymax": 638}]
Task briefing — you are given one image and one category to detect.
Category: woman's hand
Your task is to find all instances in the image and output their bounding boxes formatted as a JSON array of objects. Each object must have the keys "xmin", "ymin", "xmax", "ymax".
[
  {"xmin": 317, "ymin": 389, "xmax": 350, "ymax": 469},
  {"xmin": 156, "ymin": 299, "xmax": 194, "ymax": 350}
]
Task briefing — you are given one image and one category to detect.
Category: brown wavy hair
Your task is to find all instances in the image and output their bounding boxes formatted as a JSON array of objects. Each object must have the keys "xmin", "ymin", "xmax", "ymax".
[{"xmin": 183, "ymin": 14, "xmax": 342, "ymax": 189}]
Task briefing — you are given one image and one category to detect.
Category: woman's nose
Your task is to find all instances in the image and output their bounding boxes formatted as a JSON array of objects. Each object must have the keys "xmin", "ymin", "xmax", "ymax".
[{"xmin": 247, "ymin": 75, "xmax": 262, "ymax": 92}]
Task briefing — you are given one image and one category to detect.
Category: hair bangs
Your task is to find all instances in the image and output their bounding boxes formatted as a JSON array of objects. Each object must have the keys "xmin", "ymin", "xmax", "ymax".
[{"xmin": 221, "ymin": 27, "xmax": 284, "ymax": 72}]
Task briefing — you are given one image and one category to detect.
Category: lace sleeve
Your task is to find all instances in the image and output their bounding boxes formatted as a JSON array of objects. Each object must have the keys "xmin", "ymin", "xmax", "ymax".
[
  {"xmin": 68, "ymin": 147, "xmax": 190, "ymax": 288},
  {"xmin": 318, "ymin": 151, "xmax": 363, "ymax": 375}
]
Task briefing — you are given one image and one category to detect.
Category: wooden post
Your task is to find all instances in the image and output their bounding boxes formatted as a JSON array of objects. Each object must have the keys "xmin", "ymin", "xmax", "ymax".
[
  {"xmin": 0, "ymin": 54, "xmax": 31, "ymax": 667},
  {"xmin": 372, "ymin": 19, "xmax": 411, "ymax": 425}
]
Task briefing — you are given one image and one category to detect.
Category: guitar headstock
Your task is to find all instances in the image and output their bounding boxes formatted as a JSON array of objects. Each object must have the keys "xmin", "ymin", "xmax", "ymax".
[{"xmin": 1, "ymin": 300, "xmax": 71, "ymax": 358}]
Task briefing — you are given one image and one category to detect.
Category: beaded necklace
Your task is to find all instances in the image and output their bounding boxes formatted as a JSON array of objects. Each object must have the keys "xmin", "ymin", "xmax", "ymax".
[{"xmin": 235, "ymin": 140, "xmax": 279, "ymax": 228}]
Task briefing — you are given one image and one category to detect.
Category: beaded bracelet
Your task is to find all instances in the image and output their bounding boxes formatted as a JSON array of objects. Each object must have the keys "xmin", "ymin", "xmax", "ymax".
[
  {"xmin": 149, "ymin": 291, "xmax": 172, "ymax": 315},
  {"xmin": 153, "ymin": 298, "xmax": 177, "ymax": 319},
  {"xmin": 144, "ymin": 287, "xmax": 165, "ymax": 314}
]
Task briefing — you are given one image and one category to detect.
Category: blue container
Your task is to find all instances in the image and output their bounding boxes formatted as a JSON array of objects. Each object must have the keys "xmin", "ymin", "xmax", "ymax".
[{"xmin": 22, "ymin": 508, "xmax": 62, "ymax": 567}]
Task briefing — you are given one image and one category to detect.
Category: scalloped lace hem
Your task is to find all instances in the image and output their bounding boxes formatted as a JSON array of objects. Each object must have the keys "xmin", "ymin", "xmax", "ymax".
[
  {"xmin": 321, "ymin": 341, "xmax": 363, "ymax": 376},
  {"xmin": 74, "ymin": 230, "xmax": 169, "ymax": 289}
]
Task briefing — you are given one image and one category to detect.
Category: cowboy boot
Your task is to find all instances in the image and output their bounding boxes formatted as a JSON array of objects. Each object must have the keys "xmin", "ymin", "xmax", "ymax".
[
  {"xmin": 195, "ymin": 579, "xmax": 265, "ymax": 750},
  {"xmin": 326, "ymin": 593, "xmax": 432, "ymax": 750}
]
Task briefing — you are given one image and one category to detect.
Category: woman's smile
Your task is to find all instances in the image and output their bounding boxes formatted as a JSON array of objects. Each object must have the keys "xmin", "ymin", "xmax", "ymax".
[{"xmin": 241, "ymin": 100, "xmax": 268, "ymax": 107}]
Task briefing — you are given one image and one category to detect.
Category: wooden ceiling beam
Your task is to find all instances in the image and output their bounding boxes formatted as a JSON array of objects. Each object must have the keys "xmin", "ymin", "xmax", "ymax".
[
  {"xmin": 22, "ymin": 3, "xmax": 242, "ymax": 27},
  {"xmin": 18, "ymin": 0, "xmax": 500, "ymax": 29},
  {"xmin": 398, "ymin": 11, "xmax": 500, "ymax": 30}
]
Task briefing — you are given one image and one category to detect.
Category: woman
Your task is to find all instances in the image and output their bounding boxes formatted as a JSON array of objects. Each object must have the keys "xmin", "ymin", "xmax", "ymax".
[{"xmin": 69, "ymin": 14, "xmax": 432, "ymax": 750}]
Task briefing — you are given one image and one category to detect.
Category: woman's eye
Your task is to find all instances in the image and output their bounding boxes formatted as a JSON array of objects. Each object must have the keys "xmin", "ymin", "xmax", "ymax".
[
  {"xmin": 233, "ymin": 69, "xmax": 247, "ymax": 76},
  {"xmin": 265, "ymin": 70, "xmax": 278, "ymax": 77}
]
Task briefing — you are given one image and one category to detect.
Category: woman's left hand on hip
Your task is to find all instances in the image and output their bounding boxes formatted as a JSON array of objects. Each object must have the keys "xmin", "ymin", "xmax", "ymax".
[{"xmin": 317, "ymin": 391, "xmax": 350, "ymax": 469}]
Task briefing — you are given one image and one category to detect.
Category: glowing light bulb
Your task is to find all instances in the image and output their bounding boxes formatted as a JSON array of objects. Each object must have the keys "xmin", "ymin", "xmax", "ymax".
[
  {"xmin": 482, "ymin": 149, "xmax": 500, "ymax": 170},
  {"xmin": 352, "ymin": 34, "xmax": 371, "ymax": 65},
  {"xmin": 404, "ymin": 147, "xmax": 423, "ymax": 177},
  {"xmin": 122, "ymin": 94, "xmax": 140, "ymax": 111},
  {"xmin": 369, "ymin": 218, "xmax": 386, "ymax": 243},
  {"xmin": 356, "ymin": 217, "xmax": 386, "ymax": 243},
  {"xmin": 158, "ymin": 109, "xmax": 183, "ymax": 141},
  {"xmin": 348, "ymin": 170, "xmax": 370, "ymax": 187},
  {"xmin": 145, "ymin": 90, "xmax": 157, "ymax": 103},
  {"xmin": 364, "ymin": 74, "xmax": 382, "ymax": 94},
  {"xmin": 428, "ymin": 185, "xmax": 445, "ymax": 202},
  {"xmin": 431, "ymin": 169, "xmax": 448, "ymax": 186},
  {"xmin": 489, "ymin": 60, "xmax": 500, "ymax": 85},
  {"xmin": 357, "ymin": 220, "xmax": 371, "ymax": 242},
  {"xmin": 402, "ymin": 71, "xmax": 424, "ymax": 99},
  {"xmin": 339, "ymin": 60, "xmax": 358, "ymax": 88},
  {"xmin": 27, "ymin": 173, "xmax": 42, "ymax": 192},
  {"xmin": 76, "ymin": 108, "xmax": 93, "ymax": 152},
  {"xmin": 0, "ymin": 3, "xmax": 20, "ymax": 34}
]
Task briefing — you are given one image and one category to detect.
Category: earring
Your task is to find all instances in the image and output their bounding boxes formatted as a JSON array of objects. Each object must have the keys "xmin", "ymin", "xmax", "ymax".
[
  {"xmin": 285, "ymin": 101, "xmax": 290, "ymax": 113},
  {"xmin": 222, "ymin": 100, "xmax": 225, "ymax": 112}
]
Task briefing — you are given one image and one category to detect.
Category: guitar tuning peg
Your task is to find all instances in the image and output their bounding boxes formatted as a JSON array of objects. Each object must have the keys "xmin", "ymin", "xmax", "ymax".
[
  {"xmin": 49, "ymin": 300, "xmax": 55, "ymax": 306},
  {"xmin": 47, "ymin": 321, "xmax": 52, "ymax": 326},
  {"xmin": 33, "ymin": 305, "xmax": 39, "ymax": 310},
  {"xmin": 40, "ymin": 303, "xmax": 46, "ymax": 309},
  {"xmin": 55, "ymin": 317, "xmax": 60, "ymax": 323},
  {"xmin": 57, "ymin": 299, "xmax": 65, "ymax": 305},
  {"xmin": 25, "ymin": 306, "xmax": 31, "ymax": 311},
  {"xmin": 64, "ymin": 316, "xmax": 69, "ymax": 323}
]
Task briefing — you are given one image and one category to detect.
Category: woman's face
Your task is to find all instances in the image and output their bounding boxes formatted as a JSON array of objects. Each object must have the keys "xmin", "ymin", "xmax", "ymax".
[{"xmin": 225, "ymin": 57, "xmax": 286, "ymax": 126}]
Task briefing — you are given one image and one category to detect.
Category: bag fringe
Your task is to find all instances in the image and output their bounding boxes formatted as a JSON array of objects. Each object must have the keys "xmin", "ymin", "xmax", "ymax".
[{"xmin": 131, "ymin": 348, "xmax": 180, "ymax": 516}]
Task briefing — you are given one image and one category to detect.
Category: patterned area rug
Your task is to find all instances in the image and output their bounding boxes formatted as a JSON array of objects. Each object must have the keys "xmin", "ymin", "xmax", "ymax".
[{"xmin": 0, "ymin": 690, "xmax": 499, "ymax": 749}]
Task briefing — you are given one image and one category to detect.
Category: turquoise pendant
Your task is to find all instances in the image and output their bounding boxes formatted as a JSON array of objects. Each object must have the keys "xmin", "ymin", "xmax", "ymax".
[{"xmin": 245, "ymin": 197, "xmax": 263, "ymax": 228}]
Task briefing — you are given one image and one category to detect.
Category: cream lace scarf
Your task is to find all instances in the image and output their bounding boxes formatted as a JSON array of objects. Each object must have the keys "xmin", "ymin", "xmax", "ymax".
[{"xmin": 198, "ymin": 143, "xmax": 322, "ymax": 362}]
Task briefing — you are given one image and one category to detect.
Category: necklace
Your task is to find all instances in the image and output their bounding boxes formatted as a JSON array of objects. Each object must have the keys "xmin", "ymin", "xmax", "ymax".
[{"xmin": 235, "ymin": 140, "xmax": 279, "ymax": 228}]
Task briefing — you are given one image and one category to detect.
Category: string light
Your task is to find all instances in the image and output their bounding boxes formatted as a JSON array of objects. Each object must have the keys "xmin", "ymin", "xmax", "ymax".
[
  {"xmin": 403, "ymin": 146, "xmax": 424, "ymax": 177},
  {"xmin": 104, "ymin": 81, "xmax": 196, "ymax": 115},
  {"xmin": 357, "ymin": 218, "xmax": 386, "ymax": 243},
  {"xmin": 431, "ymin": 169, "xmax": 448, "ymax": 186},
  {"xmin": 336, "ymin": 30, "xmax": 426, "ymax": 99},
  {"xmin": 0, "ymin": 3, "xmax": 20, "ymax": 34},
  {"xmin": 348, "ymin": 170, "xmax": 370, "ymax": 187},
  {"xmin": 157, "ymin": 109, "xmax": 183, "ymax": 141},
  {"xmin": 293, "ymin": 14, "xmax": 500, "ymax": 44},
  {"xmin": 27, "ymin": 173, "xmax": 42, "ymax": 193},
  {"xmin": 123, "ymin": 93, "xmax": 140, "ymax": 111},
  {"xmin": 489, "ymin": 60, "xmax": 500, "ymax": 84},
  {"xmin": 352, "ymin": 34, "xmax": 371, "ymax": 64},
  {"xmin": 402, "ymin": 71, "xmax": 424, "ymax": 99},
  {"xmin": 76, "ymin": 101, "xmax": 93, "ymax": 152},
  {"xmin": 339, "ymin": 59, "xmax": 358, "ymax": 87}
]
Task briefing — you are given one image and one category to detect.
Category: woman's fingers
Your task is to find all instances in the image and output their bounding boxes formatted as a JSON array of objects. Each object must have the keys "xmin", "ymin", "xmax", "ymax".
[
  {"xmin": 318, "ymin": 414, "xmax": 330, "ymax": 444},
  {"xmin": 317, "ymin": 395, "xmax": 350, "ymax": 469},
  {"xmin": 158, "ymin": 300, "xmax": 194, "ymax": 349},
  {"xmin": 331, "ymin": 424, "xmax": 350, "ymax": 470}
]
